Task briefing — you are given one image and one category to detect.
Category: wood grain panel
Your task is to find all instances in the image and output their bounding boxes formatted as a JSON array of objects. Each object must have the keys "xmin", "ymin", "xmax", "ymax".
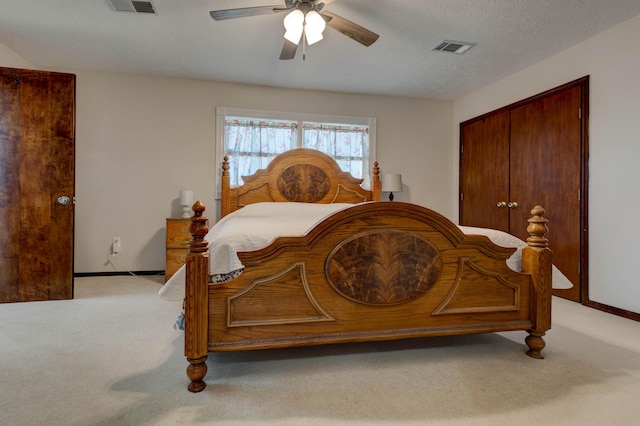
[
  {"xmin": 277, "ymin": 164, "xmax": 330, "ymax": 202},
  {"xmin": 326, "ymin": 230, "xmax": 442, "ymax": 305},
  {"xmin": 460, "ymin": 110, "xmax": 510, "ymax": 231},
  {"xmin": 19, "ymin": 71, "xmax": 53, "ymax": 301},
  {"xmin": 0, "ymin": 68, "xmax": 75, "ymax": 303},
  {"xmin": 228, "ymin": 262, "xmax": 333, "ymax": 326},
  {"xmin": 510, "ymin": 86, "xmax": 582, "ymax": 300},
  {"xmin": 0, "ymin": 69, "xmax": 21, "ymax": 302},
  {"xmin": 47, "ymin": 71, "xmax": 75, "ymax": 299}
]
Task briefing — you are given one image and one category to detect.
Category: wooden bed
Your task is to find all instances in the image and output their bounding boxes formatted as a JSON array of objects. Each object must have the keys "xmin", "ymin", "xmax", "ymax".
[{"xmin": 183, "ymin": 148, "xmax": 552, "ymax": 392}]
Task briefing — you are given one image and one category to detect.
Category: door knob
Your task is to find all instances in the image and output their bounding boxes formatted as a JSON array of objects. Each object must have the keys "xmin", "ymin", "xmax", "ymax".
[
  {"xmin": 496, "ymin": 201, "xmax": 507, "ymax": 208},
  {"xmin": 508, "ymin": 201, "xmax": 518, "ymax": 209},
  {"xmin": 57, "ymin": 195, "xmax": 71, "ymax": 205}
]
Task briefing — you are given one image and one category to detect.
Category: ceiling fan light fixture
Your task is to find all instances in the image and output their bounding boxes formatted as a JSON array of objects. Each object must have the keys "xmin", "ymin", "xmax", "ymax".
[
  {"xmin": 304, "ymin": 10, "xmax": 325, "ymax": 45},
  {"xmin": 284, "ymin": 9, "xmax": 304, "ymax": 44},
  {"xmin": 210, "ymin": 2, "xmax": 380, "ymax": 60}
]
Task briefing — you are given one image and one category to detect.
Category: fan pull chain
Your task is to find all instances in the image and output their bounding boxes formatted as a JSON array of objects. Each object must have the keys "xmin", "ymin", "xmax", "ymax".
[{"xmin": 302, "ymin": 31, "xmax": 307, "ymax": 61}]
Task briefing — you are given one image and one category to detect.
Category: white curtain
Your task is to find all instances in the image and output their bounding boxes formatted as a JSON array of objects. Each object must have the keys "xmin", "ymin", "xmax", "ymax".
[
  {"xmin": 302, "ymin": 122, "xmax": 370, "ymax": 187},
  {"xmin": 224, "ymin": 119, "xmax": 297, "ymax": 186},
  {"xmin": 224, "ymin": 119, "xmax": 370, "ymax": 188}
]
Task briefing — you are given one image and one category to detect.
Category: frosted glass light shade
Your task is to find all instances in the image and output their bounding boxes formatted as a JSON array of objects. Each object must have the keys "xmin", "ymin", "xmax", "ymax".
[
  {"xmin": 304, "ymin": 11, "xmax": 325, "ymax": 45},
  {"xmin": 283, "ymin": 9, "xmax": 326, "ymax": 46},
  {"xmin": 284, "ymin": 10, "xmax": 304, "ymax": 44}
]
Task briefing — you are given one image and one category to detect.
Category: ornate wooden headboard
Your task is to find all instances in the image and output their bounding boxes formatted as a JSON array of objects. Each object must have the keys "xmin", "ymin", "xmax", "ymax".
[{"xmin": 220, "ymin": 148, "xmax": 381, "ymax": 217}]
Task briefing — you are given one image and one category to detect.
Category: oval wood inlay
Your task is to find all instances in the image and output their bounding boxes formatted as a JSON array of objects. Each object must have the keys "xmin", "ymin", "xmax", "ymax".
[
  {"xmin": 277, "ymin": 164, "xmax": 330, "ymax": 202},
  {"xmin": 326, "ymin": 230, "xmax": 442, "ymax": 305}
]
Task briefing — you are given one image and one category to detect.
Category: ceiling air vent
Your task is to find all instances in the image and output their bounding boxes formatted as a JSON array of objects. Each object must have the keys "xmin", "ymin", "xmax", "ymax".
[
  {"xmin": 432, "ymin": 40, "xmax": 475, "ymax": 54},
  {"xmin": 109, "ymin": 0, "xmax": 157, "ymax": 14}
]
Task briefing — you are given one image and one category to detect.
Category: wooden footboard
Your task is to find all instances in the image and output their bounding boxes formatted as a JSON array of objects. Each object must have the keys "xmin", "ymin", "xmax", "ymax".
[{"xmin": 184, "ymin": 202, "xmax": 551, "ymax": 392}]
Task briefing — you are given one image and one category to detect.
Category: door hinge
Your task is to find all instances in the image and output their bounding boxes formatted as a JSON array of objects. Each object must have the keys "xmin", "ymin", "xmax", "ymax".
[
  {"xmin": 460, "ymin": 193, "xmax": 464, "ymax": 201},
  {"xmin": 578, "ymin": 107, "xmax": 582, "ymax": 120},
  {"xmin": 578, "ymin": 189, "xmax": 580, "ymax": 201}
]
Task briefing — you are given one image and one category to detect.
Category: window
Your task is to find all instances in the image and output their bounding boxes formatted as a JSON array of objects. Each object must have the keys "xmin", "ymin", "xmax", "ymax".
[{"xmin": 216, "ymin": 107, "xmax": 376, "ymax": 192}]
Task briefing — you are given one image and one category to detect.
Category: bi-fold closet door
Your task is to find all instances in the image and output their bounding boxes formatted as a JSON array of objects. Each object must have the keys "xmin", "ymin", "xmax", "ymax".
[{"xmin": 459, "ymin": 79, "xmax": 586, "ymax": 302}]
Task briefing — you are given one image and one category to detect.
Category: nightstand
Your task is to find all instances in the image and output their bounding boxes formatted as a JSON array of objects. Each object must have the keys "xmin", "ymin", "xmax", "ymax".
[{"xmin": 165, "ymin": 218, "xmax": 192, "ymax": 282}]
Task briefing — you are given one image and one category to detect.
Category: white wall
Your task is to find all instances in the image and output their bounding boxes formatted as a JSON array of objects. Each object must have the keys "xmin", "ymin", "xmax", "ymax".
[
  {"xmin": 1, "ymin": 41, "xmax": 452, "ymax": 274},
  {"xmin": 453, "ymin": 15, "xmax": 640, "ymax": 314},
  {"xmin": 0, "ymin": 42, "xmax": 34, "ymax": 68},
  {"xmin": 70, "ymin": 72, "xmax": 452, "ymax": 273}
]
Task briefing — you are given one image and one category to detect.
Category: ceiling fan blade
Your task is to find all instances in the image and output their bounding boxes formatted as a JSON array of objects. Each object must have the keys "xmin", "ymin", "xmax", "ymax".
[
  {"xmin": 210, "ymin": 6, "xmax": 288, "ymax": 21},
  {"xmin": 318, "ymin": 0, "xmax": 336, "ymax": 7},
  {"xmin": 322, "ymin": 11, "xmax": 379, "ymax": 47},
  {"xmin": 279, "ymin": 40, "xmax": 298, "ymax": 60}
]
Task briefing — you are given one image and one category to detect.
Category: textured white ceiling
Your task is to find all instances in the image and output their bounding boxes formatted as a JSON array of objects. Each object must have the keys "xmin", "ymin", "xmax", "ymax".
[{"xmin": 1, "ymin": 0, "xmax": 640, "ymax": 100}]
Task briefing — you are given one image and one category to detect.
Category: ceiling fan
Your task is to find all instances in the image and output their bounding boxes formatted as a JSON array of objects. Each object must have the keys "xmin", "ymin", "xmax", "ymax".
[{"xmin": 209, "ymin": 0, "xmax": 379, "ymax": 60}]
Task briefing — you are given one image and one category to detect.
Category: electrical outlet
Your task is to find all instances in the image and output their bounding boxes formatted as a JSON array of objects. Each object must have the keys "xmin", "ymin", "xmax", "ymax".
[{"xmin": 112, "ymin": 237, "xmax": 121, "ymax": 255}]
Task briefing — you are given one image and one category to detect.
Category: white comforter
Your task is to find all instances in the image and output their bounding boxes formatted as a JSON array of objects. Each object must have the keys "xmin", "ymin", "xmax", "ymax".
[{"xmin": 159, "ymin": 202, "xmax": 572, "ymax": 301}]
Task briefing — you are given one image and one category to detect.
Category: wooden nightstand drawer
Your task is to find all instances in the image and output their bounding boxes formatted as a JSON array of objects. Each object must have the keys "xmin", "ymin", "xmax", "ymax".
[
  {"xmin": 165, "ymin": 249, "xmax": 188, "ymax": 281},
  {"xmin": 165, "ymin": 217, "xmax": 209, "ymax": 282},
  {"xmin": 165, "ymin": 218, "xmax": 192, "ymax": 282},
  {"xmin": 166, "ymin": 219, "xmax": 191, "ymax": 249}
]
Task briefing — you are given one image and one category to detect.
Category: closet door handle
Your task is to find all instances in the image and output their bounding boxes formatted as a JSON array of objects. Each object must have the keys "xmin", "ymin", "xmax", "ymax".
[
  {"xmin": 508, "ymin": 201, "xmax": 518, "ymax": 209},
  {"xmin": 496, "ymin": 201, "xmax": 507, "ymax": 208}
]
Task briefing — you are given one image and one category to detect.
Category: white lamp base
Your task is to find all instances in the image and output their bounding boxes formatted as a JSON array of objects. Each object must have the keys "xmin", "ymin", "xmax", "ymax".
[{"xmin": 181, "ymin": 205, "xmax": 192, "ymax": 218}]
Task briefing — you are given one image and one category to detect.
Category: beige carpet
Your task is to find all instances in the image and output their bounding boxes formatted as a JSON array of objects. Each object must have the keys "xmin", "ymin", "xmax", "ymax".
[{"xmin": 1, "ymin": 275, "xmax": 639, "ymax": 426}]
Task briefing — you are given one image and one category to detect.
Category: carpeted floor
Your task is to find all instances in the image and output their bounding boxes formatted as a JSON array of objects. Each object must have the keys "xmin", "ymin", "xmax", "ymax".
[{"xmin": 1, "ymin": 275, "xmax": 639, "ymax": 426}]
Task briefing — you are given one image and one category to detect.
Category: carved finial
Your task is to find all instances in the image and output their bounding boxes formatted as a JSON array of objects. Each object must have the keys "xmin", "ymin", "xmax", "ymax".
[
  {"xmin": 189, "ymin": 201, "xmax": 208, "ymax": 254},
  {"xmin": 192, "ymin": 200, "xmax": 205, "ymax": 216},
  {"xmin": 526, "ymin": 205, "xmax": 548, "ymax": 248},
  {"xmin": 222, "ymin": 156, "xmax": 229, "ymax": 176},
  {"xmin": 373, "ymin": 161, "xmax": 380, "ymax": 180}
]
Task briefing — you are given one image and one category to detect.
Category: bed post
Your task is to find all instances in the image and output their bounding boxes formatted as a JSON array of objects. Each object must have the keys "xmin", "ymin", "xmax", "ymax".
[
  {"xmin": 185, "ymin": 201, "xmax": 209, "ymax": 392},
  {"xmin": 372, "ymin": 161, "xmax": 381, "ymax": 201},
  {"xmin": 220, "ymin": 156, "xmax": 231, "ymax": 218},
  {"xmin": 522, "ymin": 205, "xmax": 552, "ymax": 359}
]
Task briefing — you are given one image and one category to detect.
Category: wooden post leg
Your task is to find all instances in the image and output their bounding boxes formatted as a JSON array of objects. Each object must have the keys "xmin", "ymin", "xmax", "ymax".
[
  {"xmin": 187, "ymin": 356, "xmax": 208, "ymax": 393},
  {"xmin": 522, "ymin": 205, "xmax": 552, "ymax": 360},
  {"xmin": 525, "ymin": 330, "xmax": 546, "ymax": 359},
  {"xmin": 185, "ymin": 201, "xmax": 210, "ymax": 392}
]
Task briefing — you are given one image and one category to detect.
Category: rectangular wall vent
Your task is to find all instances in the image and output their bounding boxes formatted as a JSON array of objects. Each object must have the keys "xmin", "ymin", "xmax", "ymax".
[
  {"xmin": 432, "ymin": 40, "xmax": 475, "ymax": 54},
  {"xmin": 109, "ymin": 0, "xmax": 157, "ymax": 14}
]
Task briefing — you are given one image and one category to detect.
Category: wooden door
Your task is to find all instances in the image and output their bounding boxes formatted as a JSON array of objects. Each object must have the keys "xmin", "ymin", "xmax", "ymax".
[
  {"xmin": 459, "ymin": 78, "xmax": 587, "ymax": 303},
  {"xmin": 509, "ymin": 86, "xmax": 582, "ymax": 301},
  {"xmin": 459, "ymin": 110, "xmax": 510, "ymax": 232},
  {"xmin": 0, "ymin": 67, "xmax": 75, "ymax": 303}
]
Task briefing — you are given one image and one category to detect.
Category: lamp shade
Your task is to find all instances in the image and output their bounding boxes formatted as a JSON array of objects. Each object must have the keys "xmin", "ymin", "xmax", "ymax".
[
  {"xmin": 179, "ymin": 190, "xmax": 194, "ymax": 206},
  {"xmin": 381, "ymin": 174, "xmax": 403, "ymax": 193}
]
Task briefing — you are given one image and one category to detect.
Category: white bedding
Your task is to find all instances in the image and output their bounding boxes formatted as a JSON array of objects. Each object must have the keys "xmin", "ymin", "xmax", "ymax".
[{"xmin": 159, "ymin": 202, "xmax": 572, "ymax": 301}]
